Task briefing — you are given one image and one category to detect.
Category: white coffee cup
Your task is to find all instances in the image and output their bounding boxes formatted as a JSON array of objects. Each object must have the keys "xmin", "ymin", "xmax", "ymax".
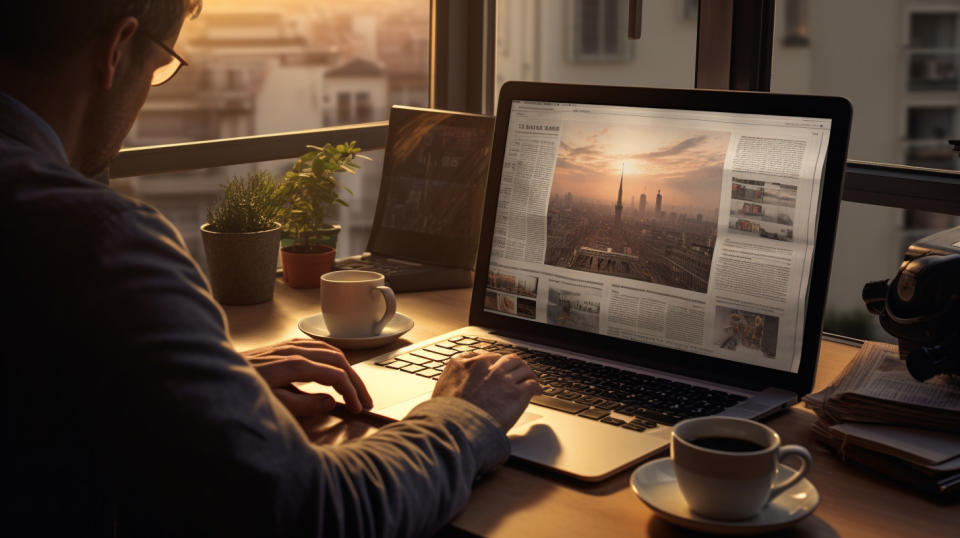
[
  {"xmin": 320, "ymin": 270, "xmax": 397, "ymax": 337},
  {"xmin": 671, "ymin": 416, "xmax": 812, "ymax": 521}
]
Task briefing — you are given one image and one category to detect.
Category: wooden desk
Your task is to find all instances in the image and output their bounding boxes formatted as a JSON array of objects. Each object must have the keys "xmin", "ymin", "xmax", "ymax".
[{"xmin": 224, "ymin": 283, "xmax": 958, "ymax": 537}]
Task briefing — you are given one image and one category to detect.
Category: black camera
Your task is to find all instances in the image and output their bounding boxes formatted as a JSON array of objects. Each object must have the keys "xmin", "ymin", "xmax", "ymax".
[{"xmin": 862, "ymin": 226, "xmax": 960, "ymax": 381}]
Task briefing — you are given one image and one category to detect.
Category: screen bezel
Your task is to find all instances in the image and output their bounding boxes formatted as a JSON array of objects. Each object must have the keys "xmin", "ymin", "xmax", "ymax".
[
  {"xmin": 469, "ymin": 82, "xmax": 852, "ymax": 396},
  {"xmin": 366, "ymin": 106, "xmax": 495, "ymax": 269}
]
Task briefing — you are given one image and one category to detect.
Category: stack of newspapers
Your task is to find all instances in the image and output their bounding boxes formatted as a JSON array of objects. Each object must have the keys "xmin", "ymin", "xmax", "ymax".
[{"xmin": 804, "ymin": 341, "xmax": 960, "ymax": 497}]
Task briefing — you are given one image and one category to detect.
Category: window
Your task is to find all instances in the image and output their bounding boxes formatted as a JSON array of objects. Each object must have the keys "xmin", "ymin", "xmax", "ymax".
[
  {"xmin": 337, "ymin": 92, "xmax": 352, "ymax": 124},
  {"xmin": 571, "ymin": 0, "xmax": 631, "ymax": 62},
  {"xmin": 908, "ymin": 12, "xmax": 959, "ymax": 91},
  {"xmin": 907, "ymin": 107, "xmax": 956, "ymax": 169},
  {"xmin": 356, "ymin": 92, "xmax": 373, "ymax": 123},
  {"xmin": 782, "ymin": 0, "xmax": 809, "ymax": 46},
  {"xmin": 123, "ymin": 0, "xmax": 429, "ymax": 260}
]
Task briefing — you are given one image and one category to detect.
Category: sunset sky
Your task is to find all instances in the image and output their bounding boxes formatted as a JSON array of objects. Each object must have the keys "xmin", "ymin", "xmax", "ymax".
[{"xmin": 551, "ymin": 121, "xmax": 730, "ymax": 214}]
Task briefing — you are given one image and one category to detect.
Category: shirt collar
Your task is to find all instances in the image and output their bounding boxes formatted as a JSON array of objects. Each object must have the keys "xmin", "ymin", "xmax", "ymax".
[{"xmin": 0, "ymin": 90, "xmax": 69, "ymax": 164}]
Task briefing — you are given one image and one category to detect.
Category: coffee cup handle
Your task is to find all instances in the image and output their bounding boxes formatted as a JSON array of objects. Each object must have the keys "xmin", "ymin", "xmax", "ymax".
[
  {"xmin": 372, "ymin": 286, "xmax": 397, "ymax": 335},
  {"xmin": 768, "ymin": 444, "xmax": 812, "ymax": 502}
]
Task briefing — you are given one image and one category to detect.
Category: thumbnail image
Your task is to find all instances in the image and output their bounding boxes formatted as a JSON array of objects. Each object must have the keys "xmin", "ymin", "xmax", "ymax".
[
  {"xmin": 544, "ymin": 120, "xmax": 728, "ymax": 294},
  {"xmin": 546, "ymin": 285, "xmax": 601, "ymax": 333},
  {"xmin": 488, "ymin": 268, "xmax": 539, "ymax": 298},
  {"xmin": 517, "ymin": 297, "xmax": 537, "ymax": 319},
  {"xmin": 498, "ymin": 294, "xmax": 517, "ymax": 315},
  {"xmin": 728, "ymin": 218, "xmax": 794, "ymax": 242},
  {"xmin": 713, "ymin": 306, "xmax": 779, "ymax": 359},
  {"xmin": 730, "ymin": 201, "xmax": 794, "ymax": 226},
  {"xmin": 484, "ymin": 289, "xmax": 498, "ymax": 310},
  {"xmin": 485, "ymin": 289, "xmax": 517, "ymax": 315},
  {"xmin": 731, "ymin": 178, "xmax": 797, "ymax": 209}
]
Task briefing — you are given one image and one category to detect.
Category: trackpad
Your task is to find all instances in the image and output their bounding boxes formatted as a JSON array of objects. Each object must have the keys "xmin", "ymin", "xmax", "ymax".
[{"xmin": 514, "ymin": 411, "xmax": 541, "ymax": 428}]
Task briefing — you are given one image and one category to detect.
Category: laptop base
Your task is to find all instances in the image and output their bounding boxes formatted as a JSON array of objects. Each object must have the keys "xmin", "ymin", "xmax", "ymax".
[{"xmin": 335, "ymin": 253, "xmax": 473, "ymax": 292}]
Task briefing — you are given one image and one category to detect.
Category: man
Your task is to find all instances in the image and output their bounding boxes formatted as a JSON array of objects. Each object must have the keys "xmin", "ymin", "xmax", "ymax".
[{"xmin": 0, "ymin": 2, "xmax": 538, "ymax": 536}]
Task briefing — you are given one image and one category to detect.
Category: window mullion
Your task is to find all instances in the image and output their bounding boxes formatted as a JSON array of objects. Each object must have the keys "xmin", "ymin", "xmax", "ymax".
[{"xmin": 696, "ymin": 0, "xmax": 774, "ymax": 91}]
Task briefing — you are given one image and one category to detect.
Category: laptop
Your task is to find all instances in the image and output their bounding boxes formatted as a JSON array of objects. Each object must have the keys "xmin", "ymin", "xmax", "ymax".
[
  {"xmin": 334, "ymin": 106, "xmax": 495, "ymax": 292},
  {"xmin": 307, "ymin": 83, "xmax": 852, "ymax": 481}
]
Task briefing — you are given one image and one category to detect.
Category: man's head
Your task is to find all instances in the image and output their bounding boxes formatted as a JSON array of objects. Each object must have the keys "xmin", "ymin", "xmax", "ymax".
[
  {"xmin": 0, "ymin": 1, "xmax": 203, "ymax": 177},
  {"xmin": 1, "ymin": 2, "xmax": 203, "ymax": 67}
]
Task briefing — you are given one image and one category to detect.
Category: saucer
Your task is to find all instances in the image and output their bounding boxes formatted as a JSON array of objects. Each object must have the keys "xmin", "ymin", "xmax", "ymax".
[
  {"xmin": 630, "ymin": 458, "xmax": 819, "ymax": 535},
  {"xmin": 298, "ymin": 312, "xmax": 414, "ymax": 349}
]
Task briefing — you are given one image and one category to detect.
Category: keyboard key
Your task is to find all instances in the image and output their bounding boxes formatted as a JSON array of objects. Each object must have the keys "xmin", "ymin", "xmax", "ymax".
[
  {"xmin": 412, "ymin": 350, "xmax": 450, "ymax": 362},
  {"xmin": 556, "ymin": 391, "xmax": 582, "ymax": 401},
  {"xmin": 423, "ymin": 361, "xmax": 445, "ymax": 369},
  {"xmin": 623, "ymin": 422, "xmax": 647, "ymax": 432},
  {"xmin": 384, "ymin": 361, "xmax": 408, "ymax": 370},
  {"xmin": 401, "ymin": 364, "xmax": 425, "ymax": 374},
  {"xmin": 435, "ymin": 341, "xmax": 458, "ymax": 349},
  {"xmin": 375, "ymin": 358, "xmax": 398, "ymax": 366},
  {"xmin": 425, "ymin": 346, "xmax": 457, "ymax": 356},
  {"xmin": 542, "ymin": 387, "xmax": 564, "ymax": 396},
  {"xmin": 596, "ymin": 401, "xmax": 621, "ymax": 411},
  {"xmin": 417, "ymin": 368, "xmax": 442, "ymax": 378},
  {"xmin": 574, "ymin": 396, "xmax": 603, "ymax": 406},
  {"xmin": 397, "ymin": 354, "xmax": 429, "ymax": 365},
  {"xmin": 600, "ymin": 417, "xmax": 626, "ymax": 426},
  {"xmin": 453, "ymin": 345, "xmax": 475, "ymax": 352},
  {"xmin": 530, "ymin": 395, "xmax": 589, "ymax": 414},
  {"xmin": 634, "ymin": 409, "xmax": 682, "ymax": 426},
  {"xmin": 578, "ymin": 408, "xmax": 610, "ymax": 420}
]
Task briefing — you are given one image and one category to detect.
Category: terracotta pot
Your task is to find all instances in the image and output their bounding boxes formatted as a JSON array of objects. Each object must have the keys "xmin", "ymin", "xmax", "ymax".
[
  {"xmin": 201, "ymin": 222, "xmax": 281, "ymax": 305},
  {"xmin": 281, "ymin": 245, "xmax": 336, "ymax": 289}
]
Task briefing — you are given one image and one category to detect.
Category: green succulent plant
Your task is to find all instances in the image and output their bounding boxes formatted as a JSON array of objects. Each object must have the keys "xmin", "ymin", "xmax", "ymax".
[{"xmin": 206, "ymin": 170, "xmax": 283, "ymax": 233}]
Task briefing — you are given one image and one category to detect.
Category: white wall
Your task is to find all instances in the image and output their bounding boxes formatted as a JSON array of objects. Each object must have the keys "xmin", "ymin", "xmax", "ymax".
[
  {"xmin": 256, "ymin": 61, "xmax": 327, "ymax": 134},
  {"xmin": 496, "ymin": 0, "xmax": 698, "ymax": 92}
]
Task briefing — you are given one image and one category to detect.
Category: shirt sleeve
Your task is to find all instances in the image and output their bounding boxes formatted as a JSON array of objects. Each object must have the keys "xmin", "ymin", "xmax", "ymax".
[{"xmin": 61, "ymin": 204, "xmax": 509, "ymax": 537}]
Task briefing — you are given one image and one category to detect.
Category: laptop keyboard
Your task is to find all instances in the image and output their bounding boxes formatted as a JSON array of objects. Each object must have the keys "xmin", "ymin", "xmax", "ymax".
[{"xmin": 376, "ymin": 335, "xmax": 747, "ymax": 432}]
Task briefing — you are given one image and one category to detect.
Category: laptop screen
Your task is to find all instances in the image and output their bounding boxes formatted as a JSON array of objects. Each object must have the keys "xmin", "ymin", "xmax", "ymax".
[
  {"xmin": 366, "ymin": 106, "xmax": 494, "ymax": 269},
  {"xmin": 481, "ymin": 99, "xmax": 833, "ymax": 374}
]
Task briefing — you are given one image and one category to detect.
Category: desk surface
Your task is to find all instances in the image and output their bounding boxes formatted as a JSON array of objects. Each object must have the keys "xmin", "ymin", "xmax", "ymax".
[{"xmin": 224, "ymin": 283, "xmax": 958, "ymax": 538}]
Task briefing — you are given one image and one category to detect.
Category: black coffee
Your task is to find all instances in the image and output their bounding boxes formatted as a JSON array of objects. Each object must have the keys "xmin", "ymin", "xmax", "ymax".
[{"xmin": 690, "ymin": 436, "xmax": 765, "ymax": 452}]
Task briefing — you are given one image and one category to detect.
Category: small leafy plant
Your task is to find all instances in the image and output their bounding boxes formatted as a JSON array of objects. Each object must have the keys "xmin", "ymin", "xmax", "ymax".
[
  {"xmin": 279, "ymin": 141, "xmax": 370, "ymax": 250},
  {"xmin": 206, "ymin": 170, "xmax": 283, "ymax": 233}
]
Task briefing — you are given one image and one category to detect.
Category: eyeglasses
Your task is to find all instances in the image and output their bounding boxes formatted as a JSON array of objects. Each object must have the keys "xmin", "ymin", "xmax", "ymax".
[{"xmin": 142, "ymin": 31, "xmax": 188, "ymax": 86}]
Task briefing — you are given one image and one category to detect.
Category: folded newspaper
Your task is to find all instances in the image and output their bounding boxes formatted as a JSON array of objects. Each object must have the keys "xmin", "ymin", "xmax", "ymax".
[
  {"xmin": 804, "ymin": 341, "xmax": 960, "ymax": 432},
  {"xmin": 804, "ymin": 341, "xmax": 960, "ymax": 496}
]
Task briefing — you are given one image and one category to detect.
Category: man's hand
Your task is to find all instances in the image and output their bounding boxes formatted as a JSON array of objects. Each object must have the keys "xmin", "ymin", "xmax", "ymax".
[
  {"xmin": 243, "ymin": 339, "xmax": 373, "ymax": 417},
  {"xmin": 432, "ymin": 351, "xmax": 540, "ymax": 431}
]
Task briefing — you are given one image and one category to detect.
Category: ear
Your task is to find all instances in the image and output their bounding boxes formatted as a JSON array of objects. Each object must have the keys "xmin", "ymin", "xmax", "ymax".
[{"xmin": 99, "ymin": 16, "xmax": 140, "ymax": 90}]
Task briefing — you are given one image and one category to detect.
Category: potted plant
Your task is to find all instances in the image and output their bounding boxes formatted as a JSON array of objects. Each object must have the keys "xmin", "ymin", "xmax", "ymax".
[
  {"xmin": 201, "ymin": 170, "xmax": 283, "ymax": 305},
  {"xmin": 278, "ymin": 141, "xmax": 369, "ymax": 288}
]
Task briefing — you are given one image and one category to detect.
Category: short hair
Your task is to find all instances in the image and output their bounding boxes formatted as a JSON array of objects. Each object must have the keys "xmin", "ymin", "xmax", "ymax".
[{"xmin": 0, "ymin": 1, "xmax": 203, "ymax": 67}]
